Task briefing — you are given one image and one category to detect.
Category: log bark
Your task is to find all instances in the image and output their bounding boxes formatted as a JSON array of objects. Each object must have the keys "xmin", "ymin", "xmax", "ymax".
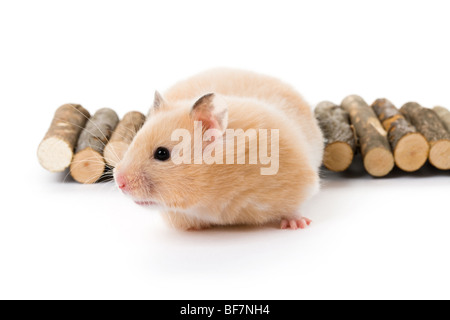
[
  {"xmin": 104, "ymin": 111, "xmax": 146, "ymax": 167},
  {"xmin": 400, "ymin": 102, "xmax": 450, "ymax": 170},
  {"xmin": 70, "ymin": 108, "xmax": 119, "ymax": 183},
  {"xmin": 372, "ymin": 98, "xmax": 429, "ymax": 172},
  {"xmin": 433, "ymin": 106, "xmax": 450, "ymax": 132},
  {"xmin": 341, "ymin": 95, "xmax": 394, "ymax": 177},
  {"xmin": 37, "ymin": 104, "xmax": 90, "ymax": 172},
  {"xmin": 314, "ymin": 101, "xmax": 356, "ymax": 172}
]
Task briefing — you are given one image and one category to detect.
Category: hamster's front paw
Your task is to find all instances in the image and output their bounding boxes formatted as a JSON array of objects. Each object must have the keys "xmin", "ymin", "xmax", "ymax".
[{"xmin": 280, "ymin": 217, "xmax": 312, "ymax": 230}]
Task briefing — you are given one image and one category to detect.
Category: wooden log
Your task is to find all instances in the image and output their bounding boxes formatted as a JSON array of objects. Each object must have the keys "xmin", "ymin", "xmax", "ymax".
[
  {"xmin": 70, "ymin": 108, "xmax": 119, "ymax": 183},
  {"xmin": 314, "ymin": 101, "xmax": 356, "ymax": 172},
  {"xmin": 372, "ymin": 98, "xmax": 429, "ymax": 172},
  {"xmin": 341, "ymin": 95, "xmax": 394, "ymax": 177},
  {"xmin": 104, "ymin": 111, "xmax": 146, "ymax": 167},
  {"xmin": 433, "ymin": 106, "xmax": 450, "ymax": 132},
  {"xmin": 37, "ymin": 104, "xmax": 90, "ymax": 172},
  {"xmin": 400, "ymin": 102, "xmax": 450, "ymax": 170}
]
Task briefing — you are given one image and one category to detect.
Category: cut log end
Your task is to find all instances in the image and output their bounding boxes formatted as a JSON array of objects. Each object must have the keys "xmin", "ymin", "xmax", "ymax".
[
  {"xmin": 104, "ymin": 141, "xmax": 130, "ymax": 167},
  {"xmin": 37, "ymin": 137, "xmax": 73, "ymax": 172},
  {"xmin": 429, "ymin": 140, "xmax": 450, "ymax": 170},
  {"xmin": 323, "ymin": 142, "xmax": 354, "ymax": 172},
  {"xmin": 38, "ymin": 103, "xmax": 90, "ymax": 172},
  {"xmin": 364, "ymin": 147, "xmax": 395, "ymax": 177},
  {"xmin": 394, "ymin": 133, "xmax": 429, "ymax": 172},
  {"xmin": 70, "ymin": 148, "xmax": 106, "ymax": 184}
]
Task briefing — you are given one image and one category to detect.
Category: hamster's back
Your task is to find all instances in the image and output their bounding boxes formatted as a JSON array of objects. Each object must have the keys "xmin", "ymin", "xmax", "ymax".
[{"xmin": 164, "ymin": 68, "xmax": 323, "ymax": 168}]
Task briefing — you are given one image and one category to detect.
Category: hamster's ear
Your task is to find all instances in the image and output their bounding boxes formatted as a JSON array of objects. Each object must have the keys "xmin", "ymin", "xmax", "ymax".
[
  {"xmin": 190, "ymin": 93, "xmax": 228, "ymax": 133},
  {"xmin": 148, "ymin": 91, "xmax": 165, "ymax": 116}
]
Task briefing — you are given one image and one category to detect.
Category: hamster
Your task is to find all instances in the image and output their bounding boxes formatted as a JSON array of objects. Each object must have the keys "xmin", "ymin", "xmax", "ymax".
[{"xmin": 114, "ymin": 68, "xmax": 324, "ymax": 230}]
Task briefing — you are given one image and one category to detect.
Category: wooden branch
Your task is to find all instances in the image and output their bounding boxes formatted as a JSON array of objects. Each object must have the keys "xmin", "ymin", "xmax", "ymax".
[
  {"xmin": 400, "ymin": 102, "xmax": 450, "ymax": 170},
  {"xmin": 37, "ymin": 104, "xmax": 90, "ymax": 172},
  {"xmin": 70, "ymin": 108, "xmax": 119, "ymax": 183},
  {"xmin": 314, "ymin": 101, "xmax": 356, "ymax": 172},
  {"xmin": 341, "ymin": 95, "xmax": 394, "ymax": 177},
  {"xmin": 433, "ymin": 106, "xmax": 450, "ymax": 132},
  {"xmin": 104, "ymin": 111, "xmax": 146, "ymax": 167},
  {"xmin": 372, "ymin": 98, "xmax": 429, "ymax": 172}
]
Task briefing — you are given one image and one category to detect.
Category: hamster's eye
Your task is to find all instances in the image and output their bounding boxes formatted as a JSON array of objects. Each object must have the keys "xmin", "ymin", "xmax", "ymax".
[{"xmin": 154, "ymin": 147, "xmax": 170, "ymax": 161}]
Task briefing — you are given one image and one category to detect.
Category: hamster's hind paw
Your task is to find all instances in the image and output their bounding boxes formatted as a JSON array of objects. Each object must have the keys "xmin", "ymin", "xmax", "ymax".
[{"xmin": 280, "ymin": 217, "xmax": 312, "ymax": 230}]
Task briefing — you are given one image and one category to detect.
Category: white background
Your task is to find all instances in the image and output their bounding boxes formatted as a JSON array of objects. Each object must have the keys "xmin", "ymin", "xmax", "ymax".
[{"xmin": 0, "ymin": 0, "xmax": 449, "ymax": 299}]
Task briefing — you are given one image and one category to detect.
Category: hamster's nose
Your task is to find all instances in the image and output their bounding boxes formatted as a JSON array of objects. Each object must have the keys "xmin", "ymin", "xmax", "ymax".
[{"xmin": 115, "ymin": 174, "xmax": 129, "ymax": 193}]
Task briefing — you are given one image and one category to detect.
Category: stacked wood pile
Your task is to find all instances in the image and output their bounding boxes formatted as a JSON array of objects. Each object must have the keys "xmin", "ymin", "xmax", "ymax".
[
  {"xmin": 37, "ymin": 104, "xmax": 146, "ymax": 183},
  {"xmin": 315, "ymin": 95, "xmax": 450, "ymax": 176},
  {"xmin": 38, "ymin": 97, "xmax": 450, "ymax": 182}
]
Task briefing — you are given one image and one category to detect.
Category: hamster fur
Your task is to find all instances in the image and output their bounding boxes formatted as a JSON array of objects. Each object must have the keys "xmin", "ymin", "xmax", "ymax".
[{"xmin": 114, "ymin": 68, "xmax": 324, "ymax": 230}]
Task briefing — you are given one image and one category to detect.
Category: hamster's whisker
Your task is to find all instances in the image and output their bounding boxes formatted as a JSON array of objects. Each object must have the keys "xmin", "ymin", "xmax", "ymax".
[
  {"xmin": 119, "ymin": 123, "xmax": 140, "ymax": 137},
  {"xmin": 69, "ymin": 160, "xmax": 110, "ymax": 166},
  {"xmin": 52, "ymin": 117, "xmax": 111, "ymax": 149},
  {"xmin": 53, "ymin": 111, "xmax": 134, "ymax": 167},
  {"xmin": 62, "ymin": 169, "xmax": 74, "ymax": 183},
  {"xmin": 69, "ymin": 107, "xmax": 117, "ymax": 150},
  {"xmin": 51, "ymin": 117, "xmax": 126, "ymax": 164}
]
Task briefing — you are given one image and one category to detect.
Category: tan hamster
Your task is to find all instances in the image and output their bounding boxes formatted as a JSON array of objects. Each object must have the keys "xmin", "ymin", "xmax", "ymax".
[{"xmin": 114, "ymin": 68, "xmax": 324, "ymax": 230}]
